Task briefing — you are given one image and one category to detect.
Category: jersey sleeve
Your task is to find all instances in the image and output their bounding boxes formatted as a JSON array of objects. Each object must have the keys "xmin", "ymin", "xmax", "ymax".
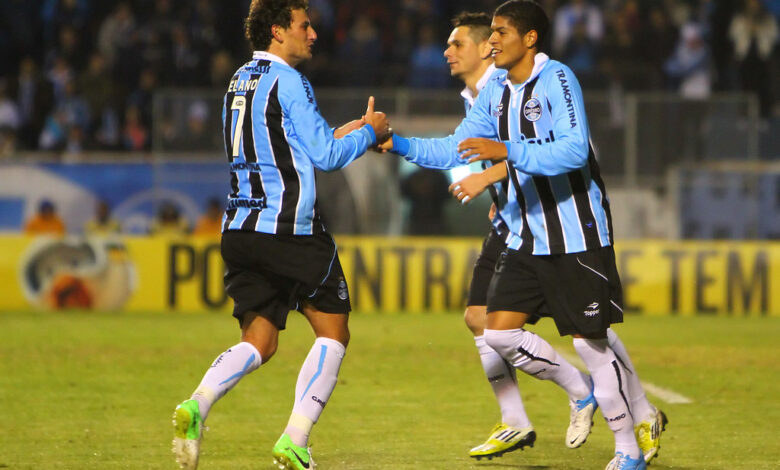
[
  {"xmin": 505, "ymin": 65, "xmax": 590, "ymax": 176},
  {"xmin": 280, "ymin": 74, "xmax": 375, "ymax": 171},
  {"xmin": 401, "ymin": 84, "xmax": 498, "ymax": 170}
]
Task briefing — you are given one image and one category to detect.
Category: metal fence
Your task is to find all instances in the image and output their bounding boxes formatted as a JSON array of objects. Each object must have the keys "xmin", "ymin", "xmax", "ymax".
[
  {"xmin": 153, "ymin": 88, "xmax": 762, "ymax": 175},
  {"xmin": 146, "ymin": 89, "xmax": 769, "ymax": 237}
]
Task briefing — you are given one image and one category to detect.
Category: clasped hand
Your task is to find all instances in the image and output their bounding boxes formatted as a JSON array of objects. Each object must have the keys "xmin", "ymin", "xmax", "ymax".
[{"xmin": 333, "ymin": 96, "xmax": 392, "ymax": 144}]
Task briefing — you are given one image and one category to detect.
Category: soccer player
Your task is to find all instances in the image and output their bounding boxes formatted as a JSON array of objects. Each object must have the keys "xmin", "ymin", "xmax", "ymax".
[
  {"xmin": 441, "ymin": 12, "xmax": 598, "ymax": 460},
  {"xmin": 382, "ymin": 1, "xmax": 665, "ymax": 468},
  {"xmin": 171, "ymin": 1, "xmax": 390, "ymax": 470}
]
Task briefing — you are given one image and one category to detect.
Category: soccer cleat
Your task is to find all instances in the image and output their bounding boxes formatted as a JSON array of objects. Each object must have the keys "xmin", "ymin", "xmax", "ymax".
[
  {"xmin": 469, "ymin": 423, "xmax": 536, "ymax": 460},
  {"xmin": 172, "ymin": 399, "xmax": 204, "ymax": 470},
  {"xmin": 566, "ymin": 388, "xmax": 598, "ymax": 448},
  {"xmin": 635, "ymin": 407, "xmax": 668, "ymax": 463},
  {"xmin": 605, "ymin": 451, "xmax": 647, "ymax": 470},
  {"xmin": 272, "ymin": 433, "xmax": 316, "ymax": 469}
]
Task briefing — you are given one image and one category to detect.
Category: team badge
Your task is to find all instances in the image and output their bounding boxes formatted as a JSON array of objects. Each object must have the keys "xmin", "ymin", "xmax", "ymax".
[
  {"xmin": 523, "ymin": 98, "xmax": 542, "ymax": 122},
  {"xmin": 337, "ymin": 279, "xmax": 349, "ymax": 300}
]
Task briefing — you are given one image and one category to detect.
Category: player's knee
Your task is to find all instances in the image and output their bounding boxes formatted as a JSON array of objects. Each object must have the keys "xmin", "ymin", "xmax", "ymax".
[
  {"xmin": 483, "ymin": 328, "xmax": 517, "ymax": 360},
  {"xmin": 241, "ymin": 339, "xmax": 277, "ymax": 363},
  {"xmin": 463, "ymin": 306, "xmax": 486, "ymax": 335},
  {"xmin": 315, "ymin": 328, "xmax": 350, "ymax": 348},
  {"xmin": 336, "ymin": 329, "xmax": 350, "ymax": 347}
]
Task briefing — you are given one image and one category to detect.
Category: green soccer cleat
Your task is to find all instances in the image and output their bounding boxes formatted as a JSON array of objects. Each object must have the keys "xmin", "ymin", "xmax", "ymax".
[
  {"xmin": 635, "ymin": 407, "xmax": 668, "ymax": 464},
  {"xmin": 272, "ymin": 433, "xmax": 316, "ymax": 470},
  {"xmin": 172, "ymin": 399, "xmax": 204, "ymax": 470},
  {"xmin": 469, "ymin": 423, "xmax": 536, "ymax": 460}
]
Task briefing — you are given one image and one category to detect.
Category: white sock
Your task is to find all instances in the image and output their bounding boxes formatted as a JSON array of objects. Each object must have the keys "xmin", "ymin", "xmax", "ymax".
[
  {"xmin": 285, "ymin": 337, "xmax": 346, "ymax": 447},
  {"xmin": 484, "ymin": 328, "xmax": 591, "ymax": 401},
  {"xmin": 573, "ymin": 338, "xmax": 639, "ymax": 459},
  {"xmin": 474, "ymin": 335, "xmax": 531, "ymax": 428},
  {"xmin": 191, "ymin": 342, "xmax": 262, "ymax": 421},
  {"xmin": 607, "ymin": 328, "xmax": 656, "ymax": 421}
]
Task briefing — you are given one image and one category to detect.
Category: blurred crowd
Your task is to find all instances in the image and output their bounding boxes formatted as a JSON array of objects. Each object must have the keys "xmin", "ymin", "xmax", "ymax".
[
  {"xmin": 23, "ymin": 197, "xmax": 225, "ymax": 237},
  {"xmin": 0, "ymin": 0, "xmax": 777, "ymax": 156}
]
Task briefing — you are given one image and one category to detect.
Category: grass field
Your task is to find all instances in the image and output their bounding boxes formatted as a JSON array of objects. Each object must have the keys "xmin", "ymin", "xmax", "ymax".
[{"xmin": 1, "ymin": 311, "xmax": 779, "ymax": 469}]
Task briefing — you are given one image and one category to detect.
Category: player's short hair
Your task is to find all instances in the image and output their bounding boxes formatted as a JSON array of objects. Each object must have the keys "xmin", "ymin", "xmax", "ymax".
[
  {"xmin": 245, "ymin": 0, "xmax": 309, "ymax": 51},
  {"xmin": 452, "ymin": 12, "xmax": 493, "ymax": 43},
  {"xmin": 494, "ymin": 0, "xmax": 549, "ymax": 49}
]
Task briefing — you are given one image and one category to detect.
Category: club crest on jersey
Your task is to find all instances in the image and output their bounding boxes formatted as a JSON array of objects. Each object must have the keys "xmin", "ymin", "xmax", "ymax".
[{"xmin": 523, "ymin": 97, "xmax": 542, "ymax": 122}]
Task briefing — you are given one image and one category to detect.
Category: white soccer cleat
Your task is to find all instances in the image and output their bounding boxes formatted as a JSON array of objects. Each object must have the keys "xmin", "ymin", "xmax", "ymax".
[{"xmin": 566, "ymin": 389, "xmax": 598, "ymax": 448}]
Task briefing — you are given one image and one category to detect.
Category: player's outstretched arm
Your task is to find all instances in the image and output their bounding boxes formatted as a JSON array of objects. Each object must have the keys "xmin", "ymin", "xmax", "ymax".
[
  {"xmin": 449, "ymin": 162, "xmax": 508, "ymax": 204},
  {"xmin": 377, "ymin": 83, "xmax": 499, "ymax": 169},
  {"xmin": 284, "ymin": 77, "xmax": 380, "ymax": 171}
]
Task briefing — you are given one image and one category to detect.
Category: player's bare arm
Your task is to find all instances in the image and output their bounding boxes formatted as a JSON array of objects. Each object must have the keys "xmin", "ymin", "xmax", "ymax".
[
  {"xmin": 458, "ymin": 137, "xmax": 508, "ymax": 163},
  {"xmin": 449, "ymin": 162, "xmax": 508, "ymax": 204},
  {"xmin": 333, "ymin": 119, "xmax": 366, "ymax": 138}
]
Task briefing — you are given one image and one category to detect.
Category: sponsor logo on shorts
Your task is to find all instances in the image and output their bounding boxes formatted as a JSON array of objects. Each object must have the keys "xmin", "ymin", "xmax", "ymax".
[
  {"xmin": 584, "ymin": 302, "xmax": 600, "ymax": 317},
  {"xmin": 337, "ymin": 279, "xmax": 348, "ymax": 300}
]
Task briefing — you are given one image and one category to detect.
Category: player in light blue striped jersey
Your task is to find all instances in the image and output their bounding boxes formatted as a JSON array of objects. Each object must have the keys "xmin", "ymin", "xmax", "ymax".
[
  {"xmin": 383, "ymin": 1, "xmax": 665, "ymax": 469},
  {"xmin": 172, "ymin": 1, "xmax": 390, "ymax": 470}
]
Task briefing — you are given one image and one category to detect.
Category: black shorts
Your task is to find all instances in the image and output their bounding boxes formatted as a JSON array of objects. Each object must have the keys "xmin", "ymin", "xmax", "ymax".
[
  {"xmin": 487, "ymin": 245, "xmax": 623, "ymax": 337},
  {"xmin": 467, "ymin": 228, "xmax": 506, "ymax": 307},
  {"xmin": 221, "ymin": 230, "xmax": 351, "ymax": 330}
]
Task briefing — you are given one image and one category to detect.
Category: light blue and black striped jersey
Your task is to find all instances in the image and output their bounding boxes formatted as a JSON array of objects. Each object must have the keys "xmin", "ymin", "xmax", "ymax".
[
  {"xmin": 221, "ymin": 51, "xmax": 376, "ymax": 235},
  {"xmin": 395, "ymin": 53, "xmax": 613, "ymax": 256},
  {"xmin": 461, "ymin": 63, "xmax": 510, "ymax": 238}
]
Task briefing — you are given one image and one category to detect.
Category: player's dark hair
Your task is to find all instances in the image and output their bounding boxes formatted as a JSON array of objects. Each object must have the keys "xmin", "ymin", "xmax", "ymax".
[
  {"xmin": 494, "ymin": 0, "xmax": 549, "ymax": 49},
  {"xmin": 452, "ymin": 12, "xmax": 493, "ymax": 43},
  {"xmin": 245, "ymin": 0, "xmax": 309, "ymax": 51}
]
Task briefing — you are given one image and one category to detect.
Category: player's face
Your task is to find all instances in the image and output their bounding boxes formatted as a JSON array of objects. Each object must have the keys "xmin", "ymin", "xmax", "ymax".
[
  {"xmin": 444, "ymin": 26, "xmax": 488, "ymax": 79},
  {"xmin": 281, "ymin": 8, "xmax": 317, "ymax": 65},
  {"xmin": 489, "ymin": 15, "xmax": 533, "ymax": 70}
]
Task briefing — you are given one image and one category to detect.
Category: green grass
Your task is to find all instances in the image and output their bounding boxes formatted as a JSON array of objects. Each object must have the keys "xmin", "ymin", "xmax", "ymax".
[{"xmin": 1, "ymin": 312, "xmax": 778, "ymax": 469}]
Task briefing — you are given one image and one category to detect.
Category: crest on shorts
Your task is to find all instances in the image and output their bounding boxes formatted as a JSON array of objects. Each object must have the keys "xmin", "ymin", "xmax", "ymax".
[
  {"xmin": 523, "ymin": 97, "xmax": 542, "ymax": 122},
  {"xmin": 337, "ymin": 279, "xmax": 349, "ymax": 300}
]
